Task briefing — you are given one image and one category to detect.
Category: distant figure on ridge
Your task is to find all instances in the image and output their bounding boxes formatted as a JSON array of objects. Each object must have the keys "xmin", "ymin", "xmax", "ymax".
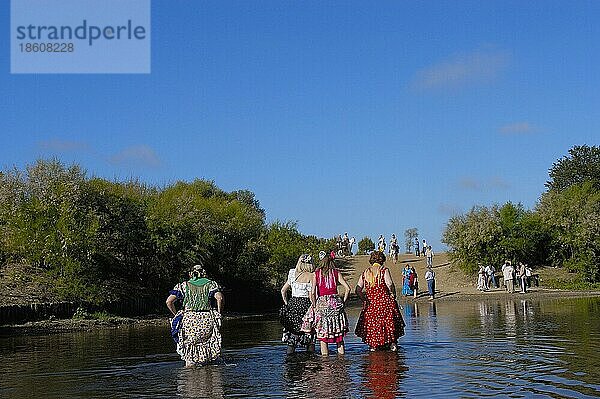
[
  {"xmin": 389, "ymin": 234, "xmax": 399, "ymax": 263},
  {"xmin": 378, "ymin": 235, "xmax": 386, "ymax": 252},
  {"xmin": 425, "ymin": 245, "xmax": 434, "ymax": 267},
  {"xmin": 348, "ymin": 236, "xmax": 356, "ymax": 256}
]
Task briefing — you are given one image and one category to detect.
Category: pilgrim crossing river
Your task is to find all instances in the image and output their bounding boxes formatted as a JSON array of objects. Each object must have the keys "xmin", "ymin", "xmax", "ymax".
[{"xmin": 1, "ymin": 297, "xmax": 599, "ymax": 398}]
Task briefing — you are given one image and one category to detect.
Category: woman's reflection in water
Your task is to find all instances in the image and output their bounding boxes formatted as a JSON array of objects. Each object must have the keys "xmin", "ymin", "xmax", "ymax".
[
  {"xmin": 176, "ymin": 364, "xmax": 225, "ymax": 399},
  {"xmin": 363, "ymin": 349, "xmax": 407, "ymax": 399},
  {"xmin": 284, "ymin": 353, "xmax": 352, "ymax": 399},
  {"xmin": 283, "ymin": 352, "xmax": 318, "ymax": 399}
]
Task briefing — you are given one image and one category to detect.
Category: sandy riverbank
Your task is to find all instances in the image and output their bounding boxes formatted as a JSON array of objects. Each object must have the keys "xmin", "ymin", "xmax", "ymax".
[{"xmin": 337, "ymin": 253, "xmax": 600, "ymax": 302}]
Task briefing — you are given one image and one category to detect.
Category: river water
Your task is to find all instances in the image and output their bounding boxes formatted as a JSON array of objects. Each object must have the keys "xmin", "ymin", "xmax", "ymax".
[{"xmin": 1, "ymin": 297, "xmax": 599, "ymax": 398}]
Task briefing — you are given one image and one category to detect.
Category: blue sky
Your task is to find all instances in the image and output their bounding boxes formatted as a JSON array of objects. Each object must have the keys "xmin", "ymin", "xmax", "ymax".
[{"xmin": 1, "ymin": 1, "xmax": 599, "ymax": 250}]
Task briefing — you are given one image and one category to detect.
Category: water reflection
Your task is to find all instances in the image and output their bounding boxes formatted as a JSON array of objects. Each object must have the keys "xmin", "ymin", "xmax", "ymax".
[
  {"xmin": 2, "ymin": 297, "xmax": 600, "ymax": 398},
  {"xmin": 176, "ymin": 365, "xmax": 224, "ymax": 399},
  {"xmin": 310, "ymin": 357, "xmax": 352, "ymax": 398},
  {"xmin": 362, "ymin": 350, "xmax": 407, "ymax": 399},
  {"xmin": 428, "ymin": 302, "xmax": 437, "ymax": 318},
  {"xmin": 283, "ymin": 352, "xmax": 320, "ymax": 398},
  {"xmin": 504, "ymin": 300, "xmax": 517, "ymax": 335},
  {"xmin": 402, "ymin": 302, "xmax": 419, "ymax": 320}
]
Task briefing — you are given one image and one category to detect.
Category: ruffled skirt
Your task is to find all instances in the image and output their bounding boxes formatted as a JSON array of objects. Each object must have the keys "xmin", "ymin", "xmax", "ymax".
[
  {"xmin": 279, "ymin": 296, "xmax": 316, "ymax": 347},
  {"xmin": 355, "ymin": 286, "xmax": 405, "ymax": 348},
  {"xmin": 176, "ymin": 310, "xmax": 221, "ymax": 365},
  {"xmin": 301, "ymin": 294, "xmax": 348, "ymax": 343}
]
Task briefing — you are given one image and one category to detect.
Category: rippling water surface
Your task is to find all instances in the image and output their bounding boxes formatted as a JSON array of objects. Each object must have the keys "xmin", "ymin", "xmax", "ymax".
[{"xmin": 1, "ymin": 297, "xmax": 599, "ymax": 398}]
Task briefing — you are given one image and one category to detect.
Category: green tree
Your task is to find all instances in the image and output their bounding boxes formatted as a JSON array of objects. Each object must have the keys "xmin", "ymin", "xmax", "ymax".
[
  {"xmin": 443, "ymin": 203, "xmax": 550, "ymax": 275},
  {"xmin": 404, "ymin": 228, "xmax": 418, "ymax": 253},
  {"xmin": 358, "ymin": 236, "xmax": 375, "ymax": 255},
  {"xmin": 537, "ymin": 182, "xmax": 600, "ymax": 282},
  {"xmin": 546, "ymin": 145, "xmax": 600, "ymax": 192},
  {"xmin": 442, "ymin": 205, "xmax": 502, "ymax": 274}
]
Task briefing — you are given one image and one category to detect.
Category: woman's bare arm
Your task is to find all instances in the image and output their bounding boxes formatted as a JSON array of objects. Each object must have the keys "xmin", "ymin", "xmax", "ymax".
[
  {"xmin": 215, "ymin": 292, "xmax": 224, "ymax": 314},
  {"xmin": 309, "ymin": 273, "xmax": 317, "ymax": 307},
  {"xmin": 355, "ymin": 274, "xmax": 366, "ymax": 301},
  {"xmin": 281, "ymin": 281, "xmax": 291, "ymax": 305},
  {"xmin": 384, "ymin": 269, "xmax": 396, "ymax": 298},
  {"xmin": 338, "ymin": 272, "xmax": 351, "ymax": 303},
  {"xmin": 166, "ymin": 294, "xmax": 177, "ymax": 316}
]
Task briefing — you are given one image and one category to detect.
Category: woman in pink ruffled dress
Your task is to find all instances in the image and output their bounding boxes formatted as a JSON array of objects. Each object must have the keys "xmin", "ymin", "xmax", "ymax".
[{"xmin": 302, "ymin": 253, "xmax": 350, "ymax": 356}]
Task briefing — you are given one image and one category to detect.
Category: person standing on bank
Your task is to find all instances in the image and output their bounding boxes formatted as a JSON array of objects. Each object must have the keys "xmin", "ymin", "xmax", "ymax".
[
  {"xmin": 425, "ymin": 245, "xmax": 434, "ymax": 267},
  {"xmin": 502, "ymin": 261, "xmax": 515, "ymax": 293},
  {"xmin": 166, "ymin": 264, "xmax": 224, "ymax": 368},
  {"xmin": 302, "ymin": 253, "xmax": 351, "ymax": 356},
  {"xmin": 279, "ymin": 254, "xmax": 316, "ymax": 354},
  {"xmin": 425, "ymin": 266, "xmax": 436, "ymax": 300},
  {"xmin": 518, "ymin": 262, "xmax": 527, "ymax": 293},
  {"xmin": 355, "ymin": 251, "xmax": 405, "ymax": 351},
  {"xmin": 401, "ymin": 264, "xmax": 414, "ymax": 296},
  {"xmin": 411, "ymin": 266, "xmax": 419, "ymax": 298},
  {"xmin": 485, "ymin": 263, "xmax": 497, "ymax": 289}
]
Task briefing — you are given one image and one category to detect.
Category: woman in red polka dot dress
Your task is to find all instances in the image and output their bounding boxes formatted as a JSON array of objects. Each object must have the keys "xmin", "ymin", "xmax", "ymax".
[{"xmin": 355, "ymin": 251, "xmax": 405, "ymax": 351}]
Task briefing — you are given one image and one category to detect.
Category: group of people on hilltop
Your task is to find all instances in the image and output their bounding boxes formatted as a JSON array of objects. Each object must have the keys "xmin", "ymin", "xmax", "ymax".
[
  {"xmin": 414, "ymin": 238, "xmax": 435, "ymax": 266},
  {"xmin": 379, "ymin": 234, "xmax": 435, "ymax": 266},
  {"xmin": 476, "ymin": 260, "xmax": 535, "ymax": 294},
  {"xmin": 335, "ymin": 232, "xmax": 356, "ymax": 257}
]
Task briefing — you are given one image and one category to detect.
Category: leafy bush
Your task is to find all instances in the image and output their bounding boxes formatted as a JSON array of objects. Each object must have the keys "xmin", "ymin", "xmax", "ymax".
[
  {"xmin": 0, "ymin": 159, "xmax": 339, "ymax": 309},
  {"xmin": 358, "ymin": 236, "xmax": 374, "ymax": 255},
  {"xmin": 443, "ymin": 145, "xmax": 600, "ymax": 283},
  {"xmin": 443, "ymin": 203, "xmax": 550, "ymax": 275},
  {"xmin": 537, "ymin": 182, "xmax": 600, "ymax": 282}
]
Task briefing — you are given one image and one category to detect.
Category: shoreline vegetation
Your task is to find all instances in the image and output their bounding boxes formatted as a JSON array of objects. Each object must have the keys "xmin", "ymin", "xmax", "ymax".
[{"xmin": 1, "ymin": 145, "xmax": 599, "ymax": 330}]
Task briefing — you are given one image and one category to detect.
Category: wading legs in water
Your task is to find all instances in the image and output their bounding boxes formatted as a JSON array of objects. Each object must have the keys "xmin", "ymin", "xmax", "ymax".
[{"xmin": 336, "ymin": 341, "xmax": 345, "ymax": 355}]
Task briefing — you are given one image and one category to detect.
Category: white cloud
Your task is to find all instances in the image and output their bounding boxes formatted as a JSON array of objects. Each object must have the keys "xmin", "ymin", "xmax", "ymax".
[
  {"xmin": 438, "ymin": 203, "xmax": 462, "ymax": 216},
  {"xmin": 110, "ymin": 145, "xmax": 161, "ymax": 168},
  {"xmin": 456, "ymin": 176, "xmax": 510, "ymax": 191},
  {"xmin": 499, "ymin": 122, "xmax": 538, "ymax": 135},
  {"xmin": 37, "ymin": 139, "xmax": 88, "ymax": 152},
  {"xmin": 489, "ymin": 176, "xmax": 510, "ymax": 189},
  {"xmin": 458, "ymin": 177, "xmax": 482, "ymax": 190},
  {"xmin": 412, "ymin": 48, "xmax": 510, "ymax": 90}
]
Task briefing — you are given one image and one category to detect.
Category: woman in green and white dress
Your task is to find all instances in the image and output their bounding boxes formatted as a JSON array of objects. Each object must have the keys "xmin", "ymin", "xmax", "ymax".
[{"xmin": 166, "ymin": 264, "xmax": 224, "ymax": 367}]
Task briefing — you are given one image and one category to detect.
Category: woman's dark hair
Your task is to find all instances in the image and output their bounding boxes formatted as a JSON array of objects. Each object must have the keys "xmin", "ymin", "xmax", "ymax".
[
  {"xmin": 319, "ymin": 254, "xmax": 336, "ymax": 276},
  {"xmin": 369, "ymin": 251, "xmax": 386, "ymax": 265}
]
